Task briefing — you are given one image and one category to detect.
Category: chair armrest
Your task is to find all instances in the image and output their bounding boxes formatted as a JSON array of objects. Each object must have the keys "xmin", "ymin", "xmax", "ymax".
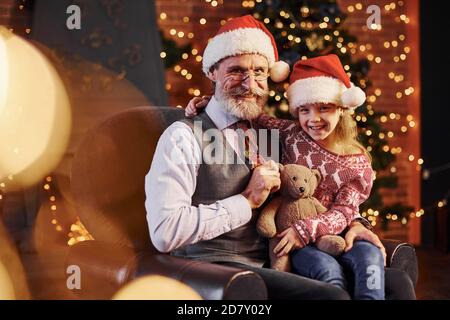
[
  {"xmin": 381, "ymin": 239, "xmax": 418, "ymax": 287},
  {"xmin": 136, "ymin": 254, "xmax": 267, "ymax": 300},
  {"xmin": 135, "ymin": 253, "xmax": 267, "ymax": 300},
  {"xmin": 66, "ymin": 241, "xmax": 267, "ymax": 300}
]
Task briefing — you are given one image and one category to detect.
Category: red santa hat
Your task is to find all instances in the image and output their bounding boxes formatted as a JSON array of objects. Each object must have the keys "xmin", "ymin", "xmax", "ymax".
[
  {"xmin": 202, "ymin": 15, "xmax": 290, "ymax": 83},
  {"xmin": 287, "ymin": 54, "xmax": 366, "ymax": 118}
]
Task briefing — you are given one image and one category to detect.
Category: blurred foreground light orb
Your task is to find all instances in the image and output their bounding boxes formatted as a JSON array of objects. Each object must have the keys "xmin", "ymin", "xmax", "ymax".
[
  {"xmin": 0, "ymin": 27, "xmax": 71, "ymax": 190},
  {"xmin": 0, "ymin": 261, "xmax": 15, "ymax": 300},
  {"xmin": 112, "ymin": 275, "xmax": 202, "ymax": 300}
]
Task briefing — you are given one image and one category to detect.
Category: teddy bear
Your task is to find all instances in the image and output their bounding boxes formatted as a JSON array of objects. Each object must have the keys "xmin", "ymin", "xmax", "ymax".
[{"xmin": 256, "ymin": 164, "xmax": 346, "ymax": 272}]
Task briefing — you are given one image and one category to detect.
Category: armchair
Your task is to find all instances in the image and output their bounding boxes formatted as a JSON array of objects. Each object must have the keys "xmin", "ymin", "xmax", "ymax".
[{"xmin": 65, "ymin": 106, "xmax": 417, "ymax": 299}]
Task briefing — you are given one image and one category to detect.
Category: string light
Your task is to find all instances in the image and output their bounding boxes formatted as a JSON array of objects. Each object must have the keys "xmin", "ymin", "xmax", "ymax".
[{"xmin": 39, "ymin": 176, "xmax": 94, "ymax": 245}]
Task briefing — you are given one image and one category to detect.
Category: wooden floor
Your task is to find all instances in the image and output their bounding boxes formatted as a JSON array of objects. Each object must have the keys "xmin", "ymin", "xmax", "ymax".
[
  {"xmin": 415, "ymin": 247, "xmax": 450, "ymax": 300},
  {"xmin": 375, "ymin": 222, "xmax": 450, "ymax": 299}
]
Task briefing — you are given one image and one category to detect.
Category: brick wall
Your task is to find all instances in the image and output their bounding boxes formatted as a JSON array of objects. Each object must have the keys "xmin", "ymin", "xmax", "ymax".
[{"xmin": 337, "ymin": 0, "xmax": 421, "ymax": 242}]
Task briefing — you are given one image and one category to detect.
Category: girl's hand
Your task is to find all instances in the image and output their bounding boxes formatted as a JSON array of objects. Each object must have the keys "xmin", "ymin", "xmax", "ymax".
[
  {"xmin": 185, "ymin": 95, "xmax": 211, "ymax": 118},
  {"xmin": 345, "ymin": 222, "xmax": 387, "ymax": 266},
  {"xmin": 273, "ymin": 226, "xmax": 305, "ymax": 257}
]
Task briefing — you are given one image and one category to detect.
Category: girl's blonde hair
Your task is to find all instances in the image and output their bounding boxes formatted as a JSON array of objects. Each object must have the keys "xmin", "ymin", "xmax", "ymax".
[{"xmin": 334, "ymin": 108, "xmax": 372, "ymax": 162}]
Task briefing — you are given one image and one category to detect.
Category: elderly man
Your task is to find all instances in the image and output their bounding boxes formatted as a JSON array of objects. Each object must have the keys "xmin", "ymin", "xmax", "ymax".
[{"xmin": 145, "ymin": 15, "xmax": 390, "ymax": 299}]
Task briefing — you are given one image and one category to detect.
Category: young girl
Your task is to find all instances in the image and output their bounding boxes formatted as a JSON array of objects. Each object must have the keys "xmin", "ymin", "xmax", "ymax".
[{"xmin": 185, "ymin": 54, "xmax": 385, "ymax": 300}]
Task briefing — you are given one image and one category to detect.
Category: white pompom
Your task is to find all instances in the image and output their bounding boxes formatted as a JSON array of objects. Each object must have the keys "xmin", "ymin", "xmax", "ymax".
[
  {"xmin": 269, "ymin": 61, "xmax": 290, "ymax": 83},
  {"xmin": 341, "ymin": 85, "xmax": 366, "ymax": 109}
]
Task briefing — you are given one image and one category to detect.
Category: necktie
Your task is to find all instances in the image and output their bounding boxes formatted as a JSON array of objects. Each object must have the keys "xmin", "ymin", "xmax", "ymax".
[{"xmin": 232, "ymin": 120, "xmax": 264, "ymax": 168}]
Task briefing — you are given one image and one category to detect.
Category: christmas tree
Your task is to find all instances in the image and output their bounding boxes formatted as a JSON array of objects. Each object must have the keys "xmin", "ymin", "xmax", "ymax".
[
  {"xmin": 250, "ymin": 0, "xmax": 413, "ymax": 229},
  {"xmin": 160, "ymin": 30, "xmax": 191, "ymax": 69}
]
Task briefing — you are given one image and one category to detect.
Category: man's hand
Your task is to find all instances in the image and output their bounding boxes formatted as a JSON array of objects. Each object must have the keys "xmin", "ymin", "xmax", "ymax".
[
  {"xmin": 273, "ymin": 226, "xmax": 305, "ymax": 257},
  {"xmin": 185, "ymin": 96, "xmax": 211, "ymax": 117},
  {"xmin": 241, "ymin": 160, "xmax": 281, "ymax": 209},
  {"xmin": 345, "ymin": 222, "xmax": 387, "ymax": 266}
]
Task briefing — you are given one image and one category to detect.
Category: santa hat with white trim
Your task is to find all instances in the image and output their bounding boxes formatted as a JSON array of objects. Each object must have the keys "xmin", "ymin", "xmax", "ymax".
[
  {"xmin": 202, "ymin": 15, "xmax": 290, "ymax": 83},
  {"xmin": 287, "ymin": 54, "xmax": 366, "ymax": 118}
]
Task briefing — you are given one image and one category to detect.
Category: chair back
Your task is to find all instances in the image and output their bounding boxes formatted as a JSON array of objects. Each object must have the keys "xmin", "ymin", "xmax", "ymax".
[{"xmin": 70, "ymin": 106, "xmax": 186, "ymax": 251}]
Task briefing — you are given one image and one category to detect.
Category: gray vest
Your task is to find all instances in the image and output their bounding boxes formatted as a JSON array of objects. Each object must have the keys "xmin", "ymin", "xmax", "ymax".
[{"xmin": 171, "ymin": 112, "xmax": 269, "ymax": 267}]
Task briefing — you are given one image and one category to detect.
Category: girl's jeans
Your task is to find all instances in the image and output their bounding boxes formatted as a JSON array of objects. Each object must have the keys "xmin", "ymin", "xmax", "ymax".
[{"xmin": 291, "ymin": 240, "xmax": 385, "ymax": 300}]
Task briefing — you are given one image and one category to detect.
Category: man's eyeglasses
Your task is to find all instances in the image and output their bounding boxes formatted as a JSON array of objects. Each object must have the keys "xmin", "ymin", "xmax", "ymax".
[{"xmin": 227, "ymin": 70, "xmax": 270, "ymax": 82}]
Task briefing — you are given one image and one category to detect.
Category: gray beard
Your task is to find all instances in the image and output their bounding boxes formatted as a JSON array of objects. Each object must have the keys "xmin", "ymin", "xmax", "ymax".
[{"xmin": 215, "ymin": 87, "xmax": 268, "ymax": 120}]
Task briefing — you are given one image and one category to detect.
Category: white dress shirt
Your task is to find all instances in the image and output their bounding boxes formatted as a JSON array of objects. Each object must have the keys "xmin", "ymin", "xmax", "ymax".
[{"xmin": 145, "ymin": 97, "xmax": 253, "ymax": 253}]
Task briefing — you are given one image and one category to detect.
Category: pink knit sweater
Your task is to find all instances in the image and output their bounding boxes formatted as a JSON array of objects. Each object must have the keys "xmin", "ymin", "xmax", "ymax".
[{"xmin": 256, "ymin": 114, "xmax": 374, "ymax": 245}]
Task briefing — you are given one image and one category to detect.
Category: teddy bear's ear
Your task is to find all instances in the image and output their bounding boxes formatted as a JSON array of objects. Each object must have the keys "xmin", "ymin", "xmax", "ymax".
[{"xmin": 312, "ymin": 169, "xmax": 322, "ymax": 184}]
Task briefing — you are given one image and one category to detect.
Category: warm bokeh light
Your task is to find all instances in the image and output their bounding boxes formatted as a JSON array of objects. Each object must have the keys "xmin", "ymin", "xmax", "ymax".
[
  {"xmin": 112, "ymin": 275, "xmax": 202, "ymax": 300},
  {"xmin": 0, "ymin": 261, "xmax": 15, "ymax": 300},
  {"xmin": 0, "ymin": 27, "xmax": 71, "ymax": 190}
]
